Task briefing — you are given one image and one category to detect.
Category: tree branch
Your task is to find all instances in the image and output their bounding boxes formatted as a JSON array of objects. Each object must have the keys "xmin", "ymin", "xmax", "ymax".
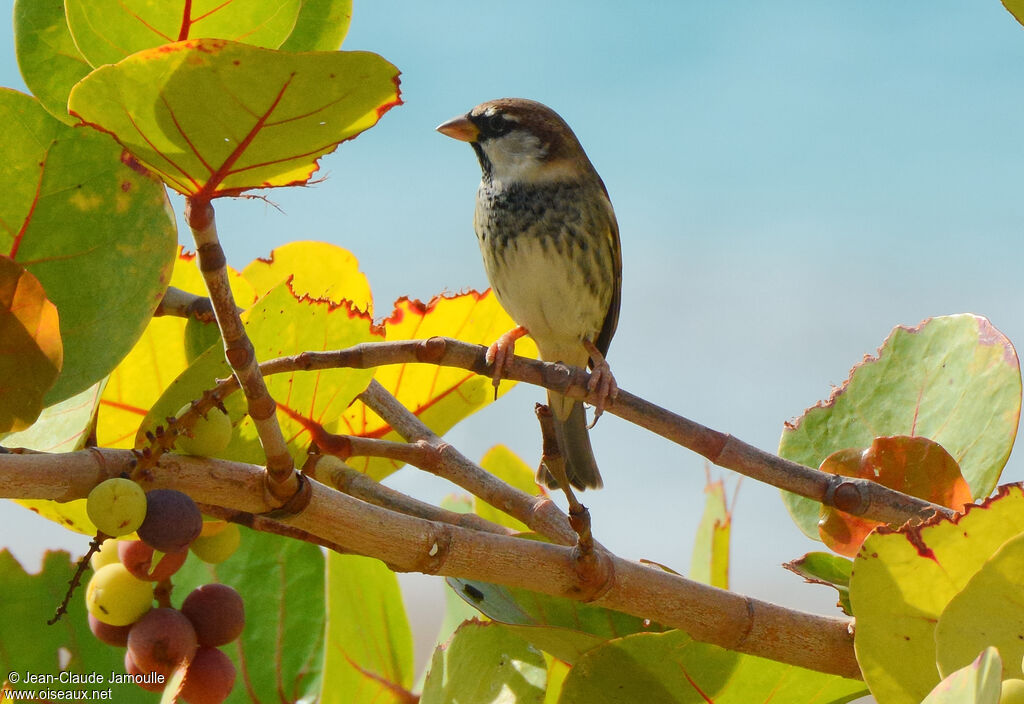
[
  {"xmin": 184, "ymin": 199, "xmax": 297, "ymax": 501},
  {"xmin": 253, "ymin": 337, "xmax": 953, "ymax": 527},
  {"xmin": 0, "ymin": 448, "xmax": 861, "ymax": 679}
]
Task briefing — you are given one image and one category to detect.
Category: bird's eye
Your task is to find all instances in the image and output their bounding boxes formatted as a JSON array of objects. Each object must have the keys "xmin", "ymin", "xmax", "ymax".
[{"xmin": 484, "ymin": 113, "xmax": 509, "ymax": 135}]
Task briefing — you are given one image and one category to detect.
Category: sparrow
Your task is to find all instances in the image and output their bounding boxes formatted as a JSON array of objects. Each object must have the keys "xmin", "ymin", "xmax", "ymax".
[{"xmin": 437, "ymin": 98, "xmax": 621, "ymax": 490}]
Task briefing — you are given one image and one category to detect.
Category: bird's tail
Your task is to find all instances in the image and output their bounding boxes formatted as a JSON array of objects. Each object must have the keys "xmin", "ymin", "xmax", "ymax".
[{"xmin": 537, "ymin": 391, "xmax": 603, "ymax": 490}]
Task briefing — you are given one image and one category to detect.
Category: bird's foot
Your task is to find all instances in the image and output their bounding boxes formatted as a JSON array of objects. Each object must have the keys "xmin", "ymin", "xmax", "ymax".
[
  {"xmin": 582, "ymin": 339, "xmax": 618, "ymax": 428},
  {"xmin": 486, "ymin": 326, "xmax": 529, "ymax": 399}
]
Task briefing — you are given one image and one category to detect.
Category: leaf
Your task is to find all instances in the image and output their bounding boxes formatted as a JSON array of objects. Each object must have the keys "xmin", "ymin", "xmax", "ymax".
[
  {"xmin": 7, "ymin": 381, "xmax": 106, "ymax": 536},
  {"xmin": 935, "ymin": 531, "xmax": 1024, "ymax": 679},
  {"xmin": 475, "ymin": 445, "xmax": 543, "ymax": 532},
  {"xmin": 689, "ymin": 477, "xmax": 731, "ymax": 588},
  {"xmin": 13, "ymin": 0, "xmax": 91, "ymax": 125},
  {"xmin": 172, "ymin": 526, "xmax": 325, "ymax": 703},
  {"xmin": 0, "ymin": 258, "xmax": 63, "ymax": 432},
  {"xmin": 320, "ymin": 554, "xmax": 415, "ymax": 704},
  {"xmin": 0, "ymin": 550, "xmax": 125, "ymax": 694},
  {"xmin": 242, "ymin": 240, "xmax": 372, "ymax": 313},
  {"xmin": 817, "ymin": 436, "xmax": 972, "ymax": 556},
  {"xmin": 782, "ymin": 552, "xmax": 853, "ymax": 615},
  {"xmin": 850, "ymin": 485, "xmax": 1024, "ymax": 704},
  {"xmin": 64, "ymin": 0, "xmax": 303, "ymax": 67},
  {"xmin": 68, "ymin": 39, "xmax": 401, "ymax": 199},
  {"xmin": 447, "ymin": 578, "xmax": 665, "ymax": 665},
  {"xmin": 0, "ymin": 89, "xmax": 69, "ymax": 247},
  {"xmin": 280, "ymin": 0, "xmax": 353, "ymax": 51},
  {"xmin": 779, "ymin": 315, "xmax": 1021, "ymax": 539},
  {"xmin": 559, "ymin": 630, "xmax": 867, "ymax": 704},
  {"xmin": 421, "ymin": 620, "xmax": 546, "ymax": 704},
  {"xmin": 921, "ymin": 648, "xmax": 1002, "ymax": 704},
  {"xmin": 97, "ymin": 248, "xmax": 255, "ymax": 450},
  {"xmin": 342, "ymin": 292, "xmax": 538, "ymax": 480},
  {"xmin": 1002, "ymin": 0, "xmax": 1024, "ymax": 29},
  {"xmin": 0, "ymin": 90, "xmax": 178, "ymax": 406},
  {"xmin": 139, "ymin": 281, "xmax": 379, "ymax": 465}
]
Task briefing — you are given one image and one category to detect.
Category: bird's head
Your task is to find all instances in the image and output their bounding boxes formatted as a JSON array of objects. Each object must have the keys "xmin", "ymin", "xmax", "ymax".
[{"xmin": 437, "ymin": 98, "xmax": 594, "ymax": 186}]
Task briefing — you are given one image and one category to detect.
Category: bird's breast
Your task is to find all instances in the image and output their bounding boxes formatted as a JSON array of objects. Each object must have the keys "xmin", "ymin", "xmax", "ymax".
[{"xmin": 474, "ymin": 180, "xmax": 615, "ymax": 365}]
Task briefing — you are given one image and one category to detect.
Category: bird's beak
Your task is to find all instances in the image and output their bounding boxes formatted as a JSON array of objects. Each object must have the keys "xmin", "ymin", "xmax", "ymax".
[{"xmin": 436, "ymin": 114, "xmax": 479, "ymax": 142}]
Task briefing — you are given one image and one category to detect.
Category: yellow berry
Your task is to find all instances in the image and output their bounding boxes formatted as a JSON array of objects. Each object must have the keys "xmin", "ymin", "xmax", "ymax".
[
  {"xmin": 86, "ymin": 563, "xmax": 153, "ymax": 626},
  {"xmin": 87, "ymin": 478, "xmax": 147, "ymax": 537},
  {"xmin": 190, "ymin": 523, "xmax": 241, "ymax": 564},
  {"xmin": 173, "ymin": 404, "xmax": 232, "ymax": 457},
  {"xmin": 90, "ymin": 539, "xmax": 121, "ymax": 570}
]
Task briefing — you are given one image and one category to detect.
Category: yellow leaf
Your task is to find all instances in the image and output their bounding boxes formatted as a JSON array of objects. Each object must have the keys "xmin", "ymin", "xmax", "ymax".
[{"xmin": 242, "ymin": 240, "xmax": 372, "ymax": 313}]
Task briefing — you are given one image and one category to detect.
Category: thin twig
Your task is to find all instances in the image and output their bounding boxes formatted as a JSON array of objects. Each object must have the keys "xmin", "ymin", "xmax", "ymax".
[
  {"xmin": 184, "ymin": 199, "xmax": 297, "ymax": 502},
  {"xmin": 154, "ymin": 285, "xmax": 216, "ymax": 322}
]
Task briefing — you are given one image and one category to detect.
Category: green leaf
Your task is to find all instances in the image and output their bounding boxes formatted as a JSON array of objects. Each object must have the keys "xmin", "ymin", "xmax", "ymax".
[
  {"xmin": 3, "ymin": 379, "xmax": 104, "ymax": 453},
  {"xmin": 280, "ymin": 0, "xmax": 353, "ymax": 51},
  {"xmin": 779, "ymin": 315, "xmax": 1021, "ymax": 539},
  {"xmin": 0, "ymin": 89, "xmax": 68, "ymax": 236},
  {"xmin": 320, "ymin": 554, "xmax": 414, "ymax": 704},
  {"xmin": 1, "ymin": 92, "xmax": 177, "ymax": 406},
  {"xmin": 936, "ymin": 531, "xmax": 1024, "ymax": 679},
  {"xmin": 0, "ymin": 258, "xmax": 62, "ymax": 432},
  {"xmin": 172, "ymin": 526, "xmax": 325, "ymax": 703},
  {"xmin": 13, "ymin": 0, "xmax": 91, "ymax": 124},
  {"xmin": 782, "ymin": 552, "xmax": 852, "ymax": 615},
  {"xmin": 421, "ymin": 620, "xmax": 547, "ymax": 704},
  {"xmin": 447, "ymin": 578, "xmax": 666, "ymax": 665},
  {"xmin": 476, "ymin": 445, "xmax": 542, "ymax": 532},
  {"xmin": 689, "ymin": 478, "xmax": 730, "ymax": 588},
  {"xmin": 0, "ymin": 550, "xmax": 126, "ymax": 698},
  {"xmin": 850, "ymin": 485, "xmax": 1024, "ymax": 704},
  {"xmin": 558, "ymin": 630, "xmax": 867, "ymax": 704},
  {"xmin": 69, "ymin": 39, "xmax": 401, "ymax": 198},
  {"xmin": 921, "ymin": 647, "xmax": 1002, "ymax": 704},
  {"xmin": 65, "ymin": 0, "xmax": 303, "ymax": 67}
]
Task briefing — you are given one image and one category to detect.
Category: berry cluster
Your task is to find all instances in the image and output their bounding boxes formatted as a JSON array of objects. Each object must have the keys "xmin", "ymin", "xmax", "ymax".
[{"xmin": 84, "ymin": 479, "xmax": 243, "ymax": 703}]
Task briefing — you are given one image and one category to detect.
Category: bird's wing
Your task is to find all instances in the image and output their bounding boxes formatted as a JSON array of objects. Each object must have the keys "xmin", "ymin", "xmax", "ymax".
[{"xmin": 594, "ymin": 192, "xmax": 621, "ymax": 360}]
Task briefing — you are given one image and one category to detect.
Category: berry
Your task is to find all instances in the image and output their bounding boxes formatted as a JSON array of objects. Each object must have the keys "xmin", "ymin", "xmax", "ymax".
[
  {"xmin": 181, "ymin": 647, "xmax": 236, "ymax": 704},
  {"xmin": 86, "ymin": 563, "xmax": 153, "ymax": 626},
  {"xmin": 88, "ymin": 613, "xmax": 132, "ymax": 647},
  {"xmin": 137, "ymin": 489, "xmax": 203, "ymax": 553},
  {"xmin": 86, "ymin": 478, "xmax": 147, "ymax": 537},
  {"xmin": 124, "ymin": 651, "xmax": 166, "ymax": 692},
  {"xmin": 190, "ymin": 523, "xmax": 241, "ymax": 564},
  {"xmin": 90, "ymin": 539, "xmax": 121, "ymax": 571},
  {"xmin": 173, "ymin": 404, "xmax": 232, "ymax": 457},
  {"xmin": 181, "ymin": 584, "xmax": 245, "ymax": 647},
  {"xmin": 127, "ymin": 608, "xmax": 198, "ymax": 677},
  {"xmin": 118, "ymin": 540, "xmax": 188, "ymax": 581}
]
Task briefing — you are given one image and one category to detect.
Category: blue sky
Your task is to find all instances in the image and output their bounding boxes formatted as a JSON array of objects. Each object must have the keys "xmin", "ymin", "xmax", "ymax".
[{"xmin": 3, "ymin": 0, "xmax": 1024, "ymax": 645}]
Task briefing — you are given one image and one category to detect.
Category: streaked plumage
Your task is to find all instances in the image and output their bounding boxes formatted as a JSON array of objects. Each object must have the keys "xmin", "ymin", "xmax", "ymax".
[{"xmin": 438, "ymin": 98, "xmax": 621, "ymax": 490}]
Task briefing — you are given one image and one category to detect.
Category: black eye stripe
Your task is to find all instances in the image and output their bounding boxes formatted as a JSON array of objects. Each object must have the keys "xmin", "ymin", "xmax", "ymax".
[{"xmin": 476, "ymin": 112, "xmax": 512, "ymax": 138}]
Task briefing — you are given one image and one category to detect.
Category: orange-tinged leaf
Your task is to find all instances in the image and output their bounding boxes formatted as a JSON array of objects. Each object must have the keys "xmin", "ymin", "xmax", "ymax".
[
  {"xmin": 242, "ymin": 241, "xmax": 372, "ymax": 313},
  {"xmin": 96, "ymin": 247, "xmax": 255, "ymax": 448},
  {"xmin": 0, "ymin": 256, "xmax": 62, "ymax": 432},
  {"xmin": 341, "ymin": 291, "xmax": 537, "ymax": 480},
  {"xmin": 68, "ymin": 39, "xmax": 401, "ymax": 198},
  {"xmin": 819, "ymin": 436, "xmax": 972, "ymax": 556}
]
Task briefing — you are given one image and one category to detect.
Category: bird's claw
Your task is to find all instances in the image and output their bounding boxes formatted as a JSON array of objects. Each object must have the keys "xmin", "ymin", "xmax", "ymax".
[
  {"xmin": 486, "ymin": 326, "xmax": 528, "ymax": 400},
  {"xmin": 583, "ymin": 339, "xmax": 618, "ymax": 429}
]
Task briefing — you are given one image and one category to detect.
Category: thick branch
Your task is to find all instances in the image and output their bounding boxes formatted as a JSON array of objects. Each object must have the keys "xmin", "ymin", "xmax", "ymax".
[
  {"xmin": 0, "ymin": 448, "xmax": 860, "ymax": 679},
  {"xmin": 184, "ymin": 199, "xmax": 296, "ymax": 500},
  {"xmin": 257, "ymin": 338, "xmax": 952, "ymax": 527}
]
